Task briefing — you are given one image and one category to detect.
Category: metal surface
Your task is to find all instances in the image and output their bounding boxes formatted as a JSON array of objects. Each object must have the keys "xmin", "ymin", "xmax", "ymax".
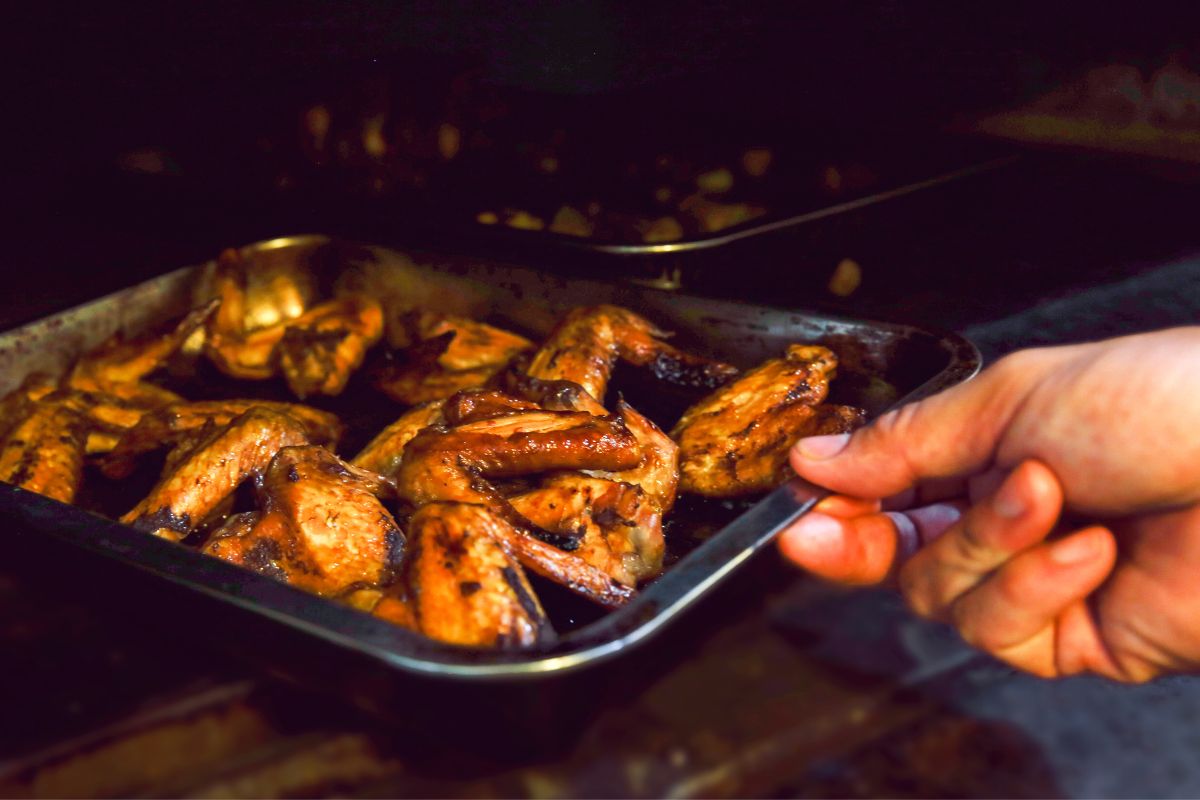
[
  {"xmin": 517, "ymin": 156, "xmax": 1020, "ymax": 256},
  {"xmin": 0, "ymin": 235, "xmax": 980, "ymax": 683}
]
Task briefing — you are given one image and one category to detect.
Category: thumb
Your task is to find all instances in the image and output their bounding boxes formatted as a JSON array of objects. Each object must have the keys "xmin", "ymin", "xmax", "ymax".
[{"xmin": 791, "ymin": 352, "xmax": 1043, "ymax": 499}]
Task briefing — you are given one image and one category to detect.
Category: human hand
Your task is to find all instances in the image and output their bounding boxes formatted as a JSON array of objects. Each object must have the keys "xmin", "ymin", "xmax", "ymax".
[{"xmin": 779, "ymin": 327, "xmax": 1200, "ymax": 681}]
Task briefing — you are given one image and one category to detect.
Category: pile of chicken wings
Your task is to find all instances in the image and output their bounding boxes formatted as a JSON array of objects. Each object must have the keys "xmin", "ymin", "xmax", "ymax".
[{"xmin": 0, "ymin": 250, "xmax": 864, "ymax": 649}]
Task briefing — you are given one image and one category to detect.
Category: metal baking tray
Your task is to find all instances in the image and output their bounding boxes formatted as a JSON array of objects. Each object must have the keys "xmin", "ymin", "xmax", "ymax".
[{"xmin": 0, "ymin": 235, "xmax": 978, "ymax": 734}]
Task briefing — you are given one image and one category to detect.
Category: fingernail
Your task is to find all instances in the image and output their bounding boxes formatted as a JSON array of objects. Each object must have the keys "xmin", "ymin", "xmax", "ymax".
[
  {"xmin": 992, "ymin": 474, "xmax": 1027, "ymax": 519},
  {"xmin": 1051, "ymin": 532, "xmax": 1099, "ymax": 565},
  {"xmin": 795, "ymin": 433, "xmax": 851, "ymax": 461}
]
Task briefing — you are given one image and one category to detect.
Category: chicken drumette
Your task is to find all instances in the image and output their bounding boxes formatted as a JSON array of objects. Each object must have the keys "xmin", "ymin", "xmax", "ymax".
[{"xmin": 671, "ymin": 344, "xmax": 866, "ymax": 498}]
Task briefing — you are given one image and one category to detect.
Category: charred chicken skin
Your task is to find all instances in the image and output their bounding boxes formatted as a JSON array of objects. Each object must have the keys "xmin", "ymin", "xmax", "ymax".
[
  {"xmin": 391, "ymin": 502, "xmax": 550, "ymax": 648},
  {"xmin": 0, "ymin": 391, "xmax": 91, "ymax": 503},
  {"xmin": 121, "ymin": 408, "xmax": 310, "ymax": 540},
  {"xmin": 510, "ymin": 474, "xmax": 664, "ymax": 588},
  {"xmin": 204, "ymin": 446, "xmax": 404, "ymax": 596},
  {"xmin": 671, "ymin": 344, "xmax": 866, "ymax": 497},
  {"xmin": 376, "ymin": 311, "xmax": 533, "ymax": 405},
  {"xmin": 527, "ymin": 305, "xmax": 737, "ymax": 404}
]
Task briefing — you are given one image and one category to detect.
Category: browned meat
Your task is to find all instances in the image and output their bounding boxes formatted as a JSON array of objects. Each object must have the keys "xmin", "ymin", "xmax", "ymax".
[
  {"xmin": 398, "ymin": 502, "xmax": 549, "ymax": 648},
  {"xmin": 671, "ymin": 344, "xmax": 866, "ymax": 497},
  {"xmin": 511, "ymin": 474, "xmax": 664, "ymax": 587},
  {"xmin": 68, "ymin": 301, "xmax": 217, "ymax": 394},
  {"xmin": 441, "ymin": 389, "xmax": 539, "ymax": 426},
  {"xmin": 376, "ymin": 312, "xmax": 533, "ymax": 405},
  {"xmin": 204, "ymin": 446, "xmax": 403, "ymax": 596},
  {"xmin": 204, "ymin": 249, "xmax": 383, "ymax": 397},
  {"xmin": 0, "ymin": 391, "xmax": 91, "ymax": 503},
  {"xmin": 275, "ymin": 295, "xmax": 384, "ymax": 398},
  {"xmin": 102, "ymin": 399, "xmax": 343, "ymax": 478},
  {"xmin": 121, "ymin": 408, "xmax": 310, "ymax": 540},
  {"xmin": 585, "ymin": 400, "xmax": 679, "ymax": 513},
  {"xmin": 526, "ymin": 305, "xmax": 737, "ymax": 405},
  {"xmin": 352, "ymin": 399, "xmax": 447, "ymax": 477},
  {"xmin": 394, "ymin": 410, "xmax": 641, "ymax": 508}
]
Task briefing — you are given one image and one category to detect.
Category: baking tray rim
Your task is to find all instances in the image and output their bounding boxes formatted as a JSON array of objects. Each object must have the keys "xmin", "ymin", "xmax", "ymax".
[{"xmin": 0, "ymin": 235, "xmax": 982, "ymax": 681}]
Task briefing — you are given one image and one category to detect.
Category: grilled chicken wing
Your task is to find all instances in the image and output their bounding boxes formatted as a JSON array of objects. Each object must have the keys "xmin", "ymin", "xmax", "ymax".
[
  {"xmin": 275, "ymin": 295, "xmax": 384, "ymax": 398},
  {"xmin": 376, "ymin": 312, "xmax": 533, "ymax": 405},
  {"xmin": 352, "ymin": 399, "xmax": 447, "ymax": 477},
  {"xmin": 395, "ymin": 410, "xmax": 641, "ymax": 509},
  {"xmin": 0, "ymin": 391, "xmax": 91, "ymax": 503},
  {"xmin": 671, "ymin": 344, "xmax": 866, "ymax": 497},
  {"xmin": 122, "ymin": 408, "xmax": 310, "ymax": 540},
  {"xmin": 510, "ymin": 474, "xmax": 664, "ymax": 587},
  {"xmin": 203, "ymin": 446, "xmax": 404, "ymax": 595},
  {"xmin": 527, "ymin": 305, "xmax": 737, "ymax": 405},
  {"xmin": 102, "ymin": 399, "xmax": 343, "ymax": 478},
  {"xmin": 204, "ymin": 249, "xmax": 383, "ymax": 397},
  {"xmin": 397, "ymin": 502, "xmax": 549, "ymax": 648},
  {"xmin": 68, "ymin": 301, "xmax": 217, "ymax": 395}
]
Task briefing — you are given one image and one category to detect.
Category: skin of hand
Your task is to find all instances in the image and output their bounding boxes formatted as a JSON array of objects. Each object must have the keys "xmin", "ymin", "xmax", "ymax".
[{"xmin": 777, "ymin": 327, "xmax": 1200, "ymax": 682}]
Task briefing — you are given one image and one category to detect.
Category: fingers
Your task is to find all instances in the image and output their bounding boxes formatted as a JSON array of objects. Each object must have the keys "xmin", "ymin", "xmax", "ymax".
[
  {"xmin": 951, "ymin": 526, "xmax": 1118, "ymax": 677},
  {"xmin": 899, "ymin": 460, "xmax": 1065, "ymax": 619},
  {"xmin": 777, "ymin": 496, "xmax": 965, "ymax": 585},
  {"xmin": 790, "ymin": 350, "xmax": 1050, "ymax": 499}
]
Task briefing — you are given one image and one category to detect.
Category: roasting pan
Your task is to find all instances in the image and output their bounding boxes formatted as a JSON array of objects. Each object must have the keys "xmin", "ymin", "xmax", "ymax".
[{"xmin": 0, "ymin": 235, "xmax": 979, "ymax": 737}]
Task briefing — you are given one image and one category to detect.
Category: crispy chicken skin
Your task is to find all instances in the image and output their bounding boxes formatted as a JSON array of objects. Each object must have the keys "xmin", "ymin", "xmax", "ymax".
[
  {"xmin": 394, "ymin": 410, "xmax": 641, "ymax": 508},
  {"xmin": 122, "ymin": 408, "xmax": 310, "ymax": 540},
  {"xmin": 511, "ymin": 475, "xmax": 664, "ymax": 587},
  {"xmin": 377, "ymin": 312, "xmax": 534, "ymax": 405},
  {"xmin": 0, "ymin": 391, "xmax": 91, "ymax": 503},
  {"xmin": 204, "ymin": 446, "xmax": 404, "ymax": 596},
  {"xmin": 103, "ymin": 399, "xmax": 344, "ymax": 478},
  {"xmin": 352, "ymin": 399, "xmax": 447, "ymax": 477},
  {"xmin": 441, "ymin": 389, "xmax": 540, "ymax": 426},
  {"xmin": 399, "ymin": 502, "xmax": 549, "ymax": 648},
  {"xmin": 671, "ymin": 344, "xmax": 866, "ymax": 497},
  {"xmin": 527, "ymin": 305, "xmax": 737, "ymax": 404}
]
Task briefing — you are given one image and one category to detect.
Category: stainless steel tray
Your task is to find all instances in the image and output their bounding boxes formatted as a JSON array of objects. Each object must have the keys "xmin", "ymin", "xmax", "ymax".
[{"xmin": 0, "ymin": 235, "xmax": 979, "ymax": 691}]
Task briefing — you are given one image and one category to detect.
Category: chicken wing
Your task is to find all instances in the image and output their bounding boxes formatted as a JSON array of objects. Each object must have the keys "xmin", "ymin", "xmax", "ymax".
[
  {"xmin": 398, "ymin": 502, "xmax": 550, "ymax": 648},
  {"xmin": 395, "ymin": 410, "xmax": 641, "ymax": 509},
  {"xmin": 203, "ymin": 446, "xmax": 403, "ymax": 596},
  {"xmin": 0, "ymin": 391, "xmax": 90, "ymax": 503},
  {"xmin": 510, "ymin": 474, "xmax": 664, "ymax": 587},
  {"xmin": 275, "ymin": 295, "xmax": 384, "ymax": 398},
  {"xmin": 441, "ymin": 389, "xmax": 540, "ymax": 426},
  {"xmin": 671, "ymin": 344, "xmax": 866, "ymax": 497},
  {"xmin": 526, "ymin": 305, "xmax": 737, "ymax": 405},
  {"xmin": 352, "ymin": 399, "xmax": 447, "ymax": 477},
  {"xmin": 376, "ymin": 312, "xmax": 533, "ymax": 405},
  {"xmin": 204, "ymin": 249, "xmax": 383, "ymax": 397},
  {"xmin": 68, "ymin": 300, "xmax": 217, "ymax": 394},
  {"xmin": 102, "ymin": 398, "xmax": 343, "ymax": 478},
  {"xmin": 122, "ymin": 408, "xmax": 310, "ymax": 540},
  {"xmin": 584, "ymin": 399, "xmax": 678, "ymax": 512}
]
